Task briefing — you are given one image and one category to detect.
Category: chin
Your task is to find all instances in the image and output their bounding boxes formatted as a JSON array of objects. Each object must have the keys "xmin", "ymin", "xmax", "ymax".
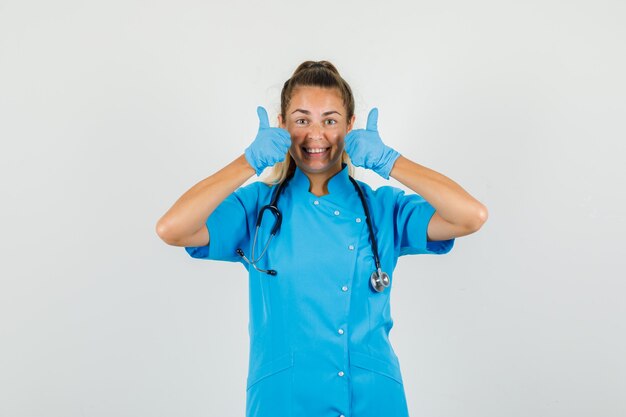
[{"xmin": 298, "ymin": 159, "xmax": 342, "ymax": 175}]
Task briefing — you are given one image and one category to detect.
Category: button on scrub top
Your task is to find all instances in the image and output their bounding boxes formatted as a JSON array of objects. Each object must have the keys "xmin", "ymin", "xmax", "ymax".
[{"xmin": 185, "ymin": 164, "xmax": 455, "ymax": 417}]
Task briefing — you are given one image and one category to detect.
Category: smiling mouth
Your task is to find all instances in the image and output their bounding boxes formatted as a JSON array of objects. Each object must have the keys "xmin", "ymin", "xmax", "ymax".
[{"xmin": 303, "ymin": 147, "xmax": 330, "ymax": 155}]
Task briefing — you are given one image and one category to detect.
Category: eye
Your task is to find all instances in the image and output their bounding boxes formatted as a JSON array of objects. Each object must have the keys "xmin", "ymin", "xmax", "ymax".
[
  {"xmin": 295, "ymin": 119, "xmax": 308, "ymax": 125},
  {"xmin": 325, "ymin": 119, "xmax": 337, "ymax": 125}
]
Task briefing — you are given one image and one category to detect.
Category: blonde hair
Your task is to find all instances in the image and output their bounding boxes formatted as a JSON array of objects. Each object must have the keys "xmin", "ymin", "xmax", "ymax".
[{"xmin": 263, "ymin": 60, "xmax": 356, "ymax": 186}]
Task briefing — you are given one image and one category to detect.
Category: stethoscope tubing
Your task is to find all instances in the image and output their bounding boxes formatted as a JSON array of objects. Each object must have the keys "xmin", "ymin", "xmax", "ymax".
[
  {"xmin": 236, "ymin": 172, "xmax": 390, "ymax": 291},
  {"xmin": 347, "ymin": 176, "xmax": 382, "ymax": 272}
]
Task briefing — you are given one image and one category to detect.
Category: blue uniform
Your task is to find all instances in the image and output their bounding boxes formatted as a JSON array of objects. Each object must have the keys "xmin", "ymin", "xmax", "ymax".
[{"xmin": 185, "ymin": 164, "xmax": 454, "ymax": 417}]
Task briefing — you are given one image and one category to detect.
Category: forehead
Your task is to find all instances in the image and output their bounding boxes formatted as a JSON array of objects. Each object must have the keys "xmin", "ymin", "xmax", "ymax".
[{"xmin": 288, "ymin": 86, "xmax": 344, "ymax": 112}]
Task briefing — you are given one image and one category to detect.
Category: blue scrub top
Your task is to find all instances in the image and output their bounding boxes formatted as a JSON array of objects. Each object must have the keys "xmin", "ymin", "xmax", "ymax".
[{"xmin": 185, "ymin": 164, "xmax": 454, "ymax": 417}]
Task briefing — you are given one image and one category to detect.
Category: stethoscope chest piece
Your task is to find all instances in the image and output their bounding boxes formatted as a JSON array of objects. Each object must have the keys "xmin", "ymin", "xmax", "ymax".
[{"xmin": 370, "ymin": 269, "xmax": 390, "ymax": 293}]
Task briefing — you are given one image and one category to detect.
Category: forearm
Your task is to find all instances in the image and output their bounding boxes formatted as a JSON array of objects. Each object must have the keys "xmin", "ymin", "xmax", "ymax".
[
  {"xmin": 390, "ymin": 156, "xmax": 488, "ymax": 229},
  {"xmin": 156, "ymin": 154, "xmax": 255, "ymax": 244}
]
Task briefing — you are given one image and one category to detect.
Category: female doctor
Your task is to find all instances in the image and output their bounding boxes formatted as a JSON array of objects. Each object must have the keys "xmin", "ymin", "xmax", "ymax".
[{"xmin": 156, "ymin": 60, "xmax": 488, "ymax": 417}]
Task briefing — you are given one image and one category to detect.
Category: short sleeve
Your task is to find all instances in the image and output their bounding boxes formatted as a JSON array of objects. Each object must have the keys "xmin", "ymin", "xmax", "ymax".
[
  {"xmin": 394, "ymin": 190, "xmax": 455, "ymax": 256},
  {"xmin": 184, "ymin": 184, "xmax": 260, "ymax": 263}
]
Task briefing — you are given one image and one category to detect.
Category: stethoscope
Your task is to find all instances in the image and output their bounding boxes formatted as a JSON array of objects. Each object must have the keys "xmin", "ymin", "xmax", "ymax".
[{"xmin": 236, "ymin": 172, "xmax": 391, "ymax": 293}]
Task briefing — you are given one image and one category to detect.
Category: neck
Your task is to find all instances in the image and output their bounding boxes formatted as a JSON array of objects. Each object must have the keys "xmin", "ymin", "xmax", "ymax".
[{"xmin": 303, "ymin": 165, "xmax": 343, "ymax": 197}]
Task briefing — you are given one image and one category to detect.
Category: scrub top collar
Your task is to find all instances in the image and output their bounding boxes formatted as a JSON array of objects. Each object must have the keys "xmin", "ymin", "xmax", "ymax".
[{"xmin": 289, "ymin": 163, "xmax": 356, "ymax": 201}]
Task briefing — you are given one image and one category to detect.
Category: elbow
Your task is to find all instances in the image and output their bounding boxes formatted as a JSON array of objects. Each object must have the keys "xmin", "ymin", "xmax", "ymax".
[
  {"xmin": 469, "ymin": 203, "xmax": 489, "ymax": 232},
  {"xmin": 156, "ymin": 217, "xmax": 180, "ymax": 246},
  {"xmin": 458, "ymin": 203, "xmax": 488, "ymax": 235}
]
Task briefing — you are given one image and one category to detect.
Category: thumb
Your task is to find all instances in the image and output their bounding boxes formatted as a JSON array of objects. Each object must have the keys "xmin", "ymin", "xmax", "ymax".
[
  {"xmin": 366, "ymin": 108, "xmax": 379, "ymax": 131},
  {"xmin": 256, "ymin": 106, "xmax": 270, "ymax": 129}
]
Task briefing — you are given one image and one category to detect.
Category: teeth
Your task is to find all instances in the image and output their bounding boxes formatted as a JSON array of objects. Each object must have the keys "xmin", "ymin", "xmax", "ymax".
[{"xmin": 306, "ymin": 148, "xmax": 328, "ymax": 154}]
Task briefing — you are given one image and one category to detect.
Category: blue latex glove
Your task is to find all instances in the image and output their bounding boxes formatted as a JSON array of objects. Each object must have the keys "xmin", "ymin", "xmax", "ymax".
[
  {"xmin": 344, "ymin": 108, "xmax": 400, "ymax": 179},
  {"xmin": 244, "ymin": 106, "xmax": 291, "ymax": 176}
]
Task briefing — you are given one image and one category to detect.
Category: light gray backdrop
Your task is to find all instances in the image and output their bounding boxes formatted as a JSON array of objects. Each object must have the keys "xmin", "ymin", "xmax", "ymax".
[{"xmin": 1, "ymin": 0, "xmax": 624, "ymax": 416}]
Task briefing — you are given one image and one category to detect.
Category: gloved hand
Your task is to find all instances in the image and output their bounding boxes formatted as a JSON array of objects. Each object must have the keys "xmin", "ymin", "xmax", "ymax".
[
  {"xmin": 244, "ymin": 106, "xmax": 292, "ymax": 176},
  {"xmin": 344, "ymin": 108, "xmax": 400, "ymax": 179}
]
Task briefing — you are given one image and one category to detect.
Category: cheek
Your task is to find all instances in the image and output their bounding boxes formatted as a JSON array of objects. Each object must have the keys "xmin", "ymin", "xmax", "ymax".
[
  {"xmin": 289, "ymin": 131, "xmax": 307, "ymax": 146},
  {"xmin": 331, "ymin": 133, "xmax": 346, "ymax": 148}
]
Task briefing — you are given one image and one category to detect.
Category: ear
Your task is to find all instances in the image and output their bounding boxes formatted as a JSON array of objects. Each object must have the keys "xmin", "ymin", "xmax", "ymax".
[
  {"xmin": 346, "ymin": 114, "xmax": 356, "ymax": 132},
  {"xmin": 278, "ymin": 114, "xmax": 285, "ymax": 129}
]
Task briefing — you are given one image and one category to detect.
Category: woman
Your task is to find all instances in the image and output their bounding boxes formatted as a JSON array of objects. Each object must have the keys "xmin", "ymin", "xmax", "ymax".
[{"xmin": 156, "ymin": 60, "xmax": 488, "ymax": 417}]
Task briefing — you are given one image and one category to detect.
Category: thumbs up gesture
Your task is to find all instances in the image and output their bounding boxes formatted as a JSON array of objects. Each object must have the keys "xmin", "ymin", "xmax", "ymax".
[
  {"xmin": 344, "ymin": 108, "xmax": 400, "ymax": 179},
  {"xmin": 244, "ymin": 106, "xmax": 292, "ymax": 176}
]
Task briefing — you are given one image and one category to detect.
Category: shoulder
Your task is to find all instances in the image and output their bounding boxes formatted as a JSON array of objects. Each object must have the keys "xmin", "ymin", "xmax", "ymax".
[
  {"xmin": 355, "ymin": 181, "xmax": 432, "ymax": 217},
  {"xmin": 232, "ymin": 180, "xmax": 273, "ymax": 206},
  {"xmin": 354, "ymin": 180, "xmax": 409, "ymax": 204}
]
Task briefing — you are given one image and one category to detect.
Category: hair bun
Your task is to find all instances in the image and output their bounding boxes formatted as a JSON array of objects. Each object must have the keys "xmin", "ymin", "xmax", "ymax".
[{"xmin": 294, "ymin": 60, "xmax": 340, "ymax": 76}]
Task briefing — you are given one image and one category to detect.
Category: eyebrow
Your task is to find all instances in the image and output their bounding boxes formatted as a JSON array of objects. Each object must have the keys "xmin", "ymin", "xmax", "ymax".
[{"xmin": 291, "ymin": 108, "xmax": 343, "ymax": 116}]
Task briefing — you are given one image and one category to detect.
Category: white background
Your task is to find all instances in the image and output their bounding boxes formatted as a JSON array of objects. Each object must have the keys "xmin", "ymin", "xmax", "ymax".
[{"xmin": 1, "ymin": 0, "xmax": 625, "ymax": 416}]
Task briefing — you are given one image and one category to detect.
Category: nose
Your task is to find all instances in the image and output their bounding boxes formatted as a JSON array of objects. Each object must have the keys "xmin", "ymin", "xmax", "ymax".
[{"xmin": 307, "ymin": 122, "xmax": 324, "ymax": 140}]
